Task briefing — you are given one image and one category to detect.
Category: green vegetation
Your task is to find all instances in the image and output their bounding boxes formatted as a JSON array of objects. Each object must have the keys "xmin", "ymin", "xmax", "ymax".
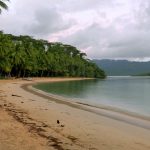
[
  {"xmin": 0, "ymin": 0, "xmax": 9, "ymax": 13},
  {"xmin": 133, "ymin": 72, "xmax": 150, "ymax": 76},
  {"xmin": 0, "ymin": 31, "xmax": 106, "ymax": 78}
]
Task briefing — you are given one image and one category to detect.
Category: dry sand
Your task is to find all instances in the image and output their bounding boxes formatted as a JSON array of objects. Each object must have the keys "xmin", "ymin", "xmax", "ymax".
[{"xmin": 0, "ymin": 77, "xmax": 150, "ymax": 150}]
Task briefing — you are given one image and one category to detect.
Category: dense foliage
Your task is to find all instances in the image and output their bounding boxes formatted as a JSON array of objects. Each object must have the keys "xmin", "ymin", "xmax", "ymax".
[{"xmin": 0, "ymin": 31, "xmax": 106, "ymax": 78}]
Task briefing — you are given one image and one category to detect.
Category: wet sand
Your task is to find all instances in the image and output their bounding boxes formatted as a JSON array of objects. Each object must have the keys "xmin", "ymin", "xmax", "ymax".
[{"xmin": 0, "ymin": 78, "xmax": 150, "ymax": 150}]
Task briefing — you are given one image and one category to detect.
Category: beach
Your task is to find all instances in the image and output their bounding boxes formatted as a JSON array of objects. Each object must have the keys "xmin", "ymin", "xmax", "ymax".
[{"xmin": 0, "ymin": 78, "xmax": 150, "ymax": 150}]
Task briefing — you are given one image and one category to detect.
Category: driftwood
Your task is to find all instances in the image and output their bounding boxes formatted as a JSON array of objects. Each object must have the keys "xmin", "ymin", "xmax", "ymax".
[
  {"xmin": 22, "ymin": 78, "xmax": 32, "ymax": 81},
  {"xmin": 12, "ymin": 94, "xmax": 22, "ymax": 97}
]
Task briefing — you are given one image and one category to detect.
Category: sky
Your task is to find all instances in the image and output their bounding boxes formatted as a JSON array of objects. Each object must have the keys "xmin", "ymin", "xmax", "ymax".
[{"xmin": 1, "ymin": 0, "xmax": 150, "ymax": 61}]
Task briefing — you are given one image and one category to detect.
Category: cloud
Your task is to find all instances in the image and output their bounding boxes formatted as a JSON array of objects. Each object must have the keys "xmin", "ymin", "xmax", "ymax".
[
  {"xmin": 26, "ymin": 7, "xmax": 75, "ymax": 37},
  {"xmin": 1, "ymin": 0, "xmax": 150, "ymax": 60},
  {"xmin": 59, "ymin": 14, "xmax": 150, "ymax": 59},
  {"xmin": 0, "ymin": 0, "xmax": 75, "ymax": 38},
  {"xmin": 59, "ymin": 0, "xmax": 116, "ymax": 12}
]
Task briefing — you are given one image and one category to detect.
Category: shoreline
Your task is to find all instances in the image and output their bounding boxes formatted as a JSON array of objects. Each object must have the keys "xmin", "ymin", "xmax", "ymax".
[
  {"xmin": 23, "ymin": 83, "xmax": 150, "ymax": 130},
  {"xmin": 31, "ymin": 77, "xmax": 150, "ymax": 121},
  {"xmin": 0, "ymin": 77, "xmax": 150, "ymax": 150}
]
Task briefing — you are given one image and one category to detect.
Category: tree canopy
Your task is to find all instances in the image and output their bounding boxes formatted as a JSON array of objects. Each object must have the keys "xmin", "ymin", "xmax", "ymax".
[{"xmin": 0, "ymin": 31, "xmax": 106, "ymax": 78}]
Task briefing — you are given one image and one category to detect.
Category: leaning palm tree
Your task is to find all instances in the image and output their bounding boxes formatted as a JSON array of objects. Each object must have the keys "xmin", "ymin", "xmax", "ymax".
[{"xmin": 0, "ymin": 0, "xmax": 9, "ymax": 14}]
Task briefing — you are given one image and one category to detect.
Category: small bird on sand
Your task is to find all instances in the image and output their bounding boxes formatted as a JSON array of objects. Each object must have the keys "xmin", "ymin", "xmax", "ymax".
[{"xmin": 57, "ymin": 120, "xmax": 60, "ymax": 124}]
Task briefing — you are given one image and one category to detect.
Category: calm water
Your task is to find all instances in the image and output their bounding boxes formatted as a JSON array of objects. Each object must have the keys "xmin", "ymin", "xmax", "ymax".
[{"xmin": 34, "ymin": 77, "xmax": 150, "ymax": 116}]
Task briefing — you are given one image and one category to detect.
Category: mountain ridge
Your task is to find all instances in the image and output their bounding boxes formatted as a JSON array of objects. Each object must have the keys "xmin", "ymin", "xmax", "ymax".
[{"xmin": 93, "ymin": 59, "xmax": 150, "ymax": 76}]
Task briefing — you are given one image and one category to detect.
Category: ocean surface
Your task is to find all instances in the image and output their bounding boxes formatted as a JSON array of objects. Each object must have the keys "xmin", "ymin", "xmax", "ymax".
[{"xmin": 34, "ymin": 77, "xmax": 150, "ymax": 117}]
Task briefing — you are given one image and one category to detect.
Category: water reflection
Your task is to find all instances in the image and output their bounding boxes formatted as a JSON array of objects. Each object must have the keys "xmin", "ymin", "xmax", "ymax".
[{"xmin": 34, "ymin": 77, "xmax": 150, "ymax": 116}]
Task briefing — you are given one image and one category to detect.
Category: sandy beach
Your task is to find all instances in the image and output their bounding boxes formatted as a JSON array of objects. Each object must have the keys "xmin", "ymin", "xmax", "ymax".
[{"xmin": 0, "ymin": 78, "xmax": 150, "ymax": 150}]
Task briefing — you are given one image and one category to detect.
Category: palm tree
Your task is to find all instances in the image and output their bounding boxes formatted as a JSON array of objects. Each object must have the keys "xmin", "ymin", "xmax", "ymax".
[{"xmin": 0, "ymin": 0, "xmax": 9, "ymax": 14}]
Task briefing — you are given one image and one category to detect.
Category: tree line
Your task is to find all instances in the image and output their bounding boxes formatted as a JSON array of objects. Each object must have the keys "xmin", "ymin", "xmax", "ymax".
[{"xmin": 0, "ymin": 31, "xmax": 106, "ymax": 78}]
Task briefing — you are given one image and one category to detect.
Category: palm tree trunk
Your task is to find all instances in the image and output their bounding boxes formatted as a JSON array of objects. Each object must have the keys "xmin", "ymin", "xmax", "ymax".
[
  {"xmin": 40, "ymin": 70, "xmax": 44, "ymax": 77},
  {"xmin": 23, "ymin": 70, "xmax": 26, "ymax": 78}
]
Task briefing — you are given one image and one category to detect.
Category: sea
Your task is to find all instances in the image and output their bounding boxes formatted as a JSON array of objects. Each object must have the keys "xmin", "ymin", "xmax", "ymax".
[{"xmin": 34, "ymin": 76, "xmax": 150, "ymax": 117}]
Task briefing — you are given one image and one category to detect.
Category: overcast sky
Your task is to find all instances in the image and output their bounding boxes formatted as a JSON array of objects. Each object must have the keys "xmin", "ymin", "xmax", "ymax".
[{"xmin": 1, "ymin": 0, "xmax": 150, "ymax": 61}]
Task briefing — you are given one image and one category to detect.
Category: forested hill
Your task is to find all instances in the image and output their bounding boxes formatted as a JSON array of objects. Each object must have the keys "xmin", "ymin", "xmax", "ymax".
[
  {"xmin": 0, "ymin": 31, "xmax": 106, "ymax": 78},
  {"xmin": 93, "ymin": 59, "xmax": 150, "ymax": 76}
]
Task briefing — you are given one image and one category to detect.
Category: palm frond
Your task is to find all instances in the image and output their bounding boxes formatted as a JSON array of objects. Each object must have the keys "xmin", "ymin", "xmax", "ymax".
[{"xmin": 0, "ymin": 1, "xmax": 8, "ymax": 10}]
